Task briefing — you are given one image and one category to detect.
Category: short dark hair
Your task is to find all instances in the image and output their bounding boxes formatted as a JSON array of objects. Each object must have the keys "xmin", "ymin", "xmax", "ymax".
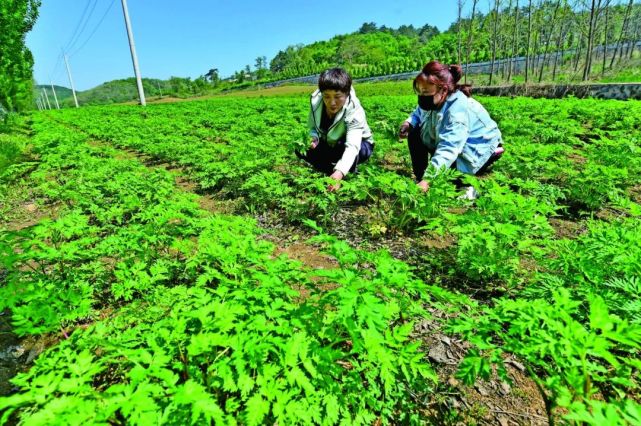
[{"xmin": 318, "ymin": 68, "xmax": 352, "ymax": 94}]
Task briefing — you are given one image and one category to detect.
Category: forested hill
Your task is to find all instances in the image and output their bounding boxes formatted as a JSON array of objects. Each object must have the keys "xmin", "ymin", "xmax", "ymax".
[
  {"xmin": 262, "ymin": 2, "xmax": 641, "ymax": 82},
  {"xmin": 268, "ymin": 22, "xmax": 444, "ymax": 79},
  {"xmin": 268, "ymin": 22, "xmax": 442, "ymax": 79},
  {"xmin": 36, "ymin": 79, "xmax": 173, "ymax": 107}
]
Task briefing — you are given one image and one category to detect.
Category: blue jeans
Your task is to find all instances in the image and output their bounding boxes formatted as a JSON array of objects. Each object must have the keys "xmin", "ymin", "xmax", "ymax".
[{"xmin": 297, "ymin": 138, "xmax": 373, "ymax": 175}]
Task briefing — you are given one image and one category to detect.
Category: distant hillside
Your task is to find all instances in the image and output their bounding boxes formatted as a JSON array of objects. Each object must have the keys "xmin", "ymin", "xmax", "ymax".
[
  {"xmin": 35, "ymin": 85, "xmax": 73, "ymax": 106},
  {"xmin": 74, "ymin": 78, "xmax": 175, "ymax": 105},
  {"xmin": 36, "ymin": 79, "xmax": 177, "ymax": 107},
  {"xmin": 268, "ymin": 23, "xmax": 443, "ymax": 79}
]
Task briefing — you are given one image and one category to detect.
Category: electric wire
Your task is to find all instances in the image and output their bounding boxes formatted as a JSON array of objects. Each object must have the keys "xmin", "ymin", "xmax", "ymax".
[
  {"xmin": 62, "ymin": 0, "xmax": 94, "ymax": 52},
  {"xmin": 69, "ymin": 0, "xmax": 117, "ymax": 58},
  {"xmin": 65, "ymin": 0, "xmax": 100, "ymax": 53}
]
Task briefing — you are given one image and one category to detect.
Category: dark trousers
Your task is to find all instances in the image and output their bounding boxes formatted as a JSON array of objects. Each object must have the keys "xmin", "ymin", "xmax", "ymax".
[
  {"xmin": 297, "ymin": 138, "xmax": 373, "ymax": 175},
  {"xmin": 407, "ymin": 126, "xmax": 503, "ymax": 183}
]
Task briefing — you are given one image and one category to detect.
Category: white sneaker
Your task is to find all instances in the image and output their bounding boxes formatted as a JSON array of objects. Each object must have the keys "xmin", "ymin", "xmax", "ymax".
[{"xmin": 458, "ymin": 186, "xmax": 479, "ymax": 201}]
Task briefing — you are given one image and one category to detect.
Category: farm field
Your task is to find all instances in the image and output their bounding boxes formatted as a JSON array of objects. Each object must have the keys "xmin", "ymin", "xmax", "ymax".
[{"xmin": 1, "ymin": 81, "xmax": 641, "ymax": 425}]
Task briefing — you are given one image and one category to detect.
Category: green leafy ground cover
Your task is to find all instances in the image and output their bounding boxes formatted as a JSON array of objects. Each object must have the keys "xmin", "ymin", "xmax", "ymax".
[{"xmin": 1, "ymin": 83, "xmax": 641, "ymax": 424}]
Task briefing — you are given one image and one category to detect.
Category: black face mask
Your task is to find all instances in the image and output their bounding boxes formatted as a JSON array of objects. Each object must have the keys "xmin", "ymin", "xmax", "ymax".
[{"xmin": 418, "ymin": 95, "xmax": 439, "ymax": 111}]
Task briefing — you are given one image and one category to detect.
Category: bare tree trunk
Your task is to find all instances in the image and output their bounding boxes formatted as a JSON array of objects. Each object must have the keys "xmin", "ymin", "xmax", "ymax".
[
  {"xmin": 531, "ymin": 4, "xmax": 544, "ymax": 78},
  {"xmin": 464, "ymin": 0, "xmax": 479, "ymax": 83},
  {"xmin": 458, "ymin": 0, "xmax": 466, "ymax": 64},
  {"xmin": 601, "ymin": 2, "xmax": 610, "ymax": 76},
  {"xmin": 498, "ymin": 10, "xmax": 507, "ymax": 80},
  {"xmin": 628, "ymin": 8, "xmax": 640, "ymax": 59},
  {"xmin": 582, "ymin": 0, "xmax": 601, "ymax": 81},
  {"xmin": 574, "ymin": 36, "xmax": 583, "ymax": 72},
  {"xmin": 489, "ymin": 0, "xmax": 501, "ymax": 85},
  {"xmin": 610, "ymin": 0, "xmax": 634, "ymax": 68},
  {"xmin": 539, "ymin": 1, "xmax": 562, "ymax": 82},
  {"xmin": 573, "ymin": 1, "xmax": 588, "ymax": 74},
  {"xmin": 553, "ymin": 15, "xmax": 571, "ymax": 81},
  {"xmin": 507, "ymin": 0, "xmax": 520, "ymax": 81},
  {"xmin": 525, "ymin": 0, "xmax": 534, "ymax": 82}
]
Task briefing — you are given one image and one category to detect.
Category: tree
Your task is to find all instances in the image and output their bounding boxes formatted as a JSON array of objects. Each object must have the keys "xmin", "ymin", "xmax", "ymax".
[
  {"xmin": 506, "ymin": 0, "xmax": 520, "ymax": 82},
  {"xmin": 204, "ymin": 68, "xmax": 219, "ymax": 84},
  {"xmin": 254, "ymin": 56, "xmax": 268, "ymax": 79},
  {"xmin": 525, "ymin": 0, "xmax": 534, "ymax": 82},
  {"xmin": 168, "ymin": 76, "xmax": 191, "ymax": 97},
  {"xmin": 609, "ymin": 0, "xmax": 634, "ymax": 68},
  {"xmin": 538, "ymin": 0, "xmax": 562, "ymax": 82},
  {"xmin": 233, "ymin": 70, "xmax": 246, "ymax": 83},
  {"xmin": 582, "ymin": 0, "xmax": 606, "ymax": 81},
  {"xmin": 464, "ymin": 0, "xmax": 480, "ymax": 83},
  {"xmin": 396, "ymin": 24, "xmax": 417, "ymax": 37},
  {"xmin": 488, "ymin": 0, "xmax": 501, "ymax": 85},
  {"xmin": 358, "ymin": 22, "xmax": 378, "ymax": 34},
  {"xmin": 418, "ymin": 24, "xmax": 439, "ymax": 43},
  {"xmin": 457, "ymin": 0, "xmax": 466, "ymax": 63},
  {"xmin": 270, "ymin": 50, "xmax": 289, "ymax": 72},
  {"xmin": 0, "ymin": 0, "xmax": 41, "ymax": 114}
]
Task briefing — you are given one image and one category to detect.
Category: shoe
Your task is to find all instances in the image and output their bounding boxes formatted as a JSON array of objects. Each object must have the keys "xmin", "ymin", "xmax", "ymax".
[{"xmin": 458, "ymin": 185, "xmax": 479, "ymax": 201}]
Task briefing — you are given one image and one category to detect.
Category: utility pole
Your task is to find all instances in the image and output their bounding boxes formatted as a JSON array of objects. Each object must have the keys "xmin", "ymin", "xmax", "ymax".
[
  {"xmin": 121, "ymin": 0, "xmax": 146, "ymax": 106},
  {"xmin": 42, "ymin": 89, "xmax": 52, "ymax": 110},
  {"xmin": 63, "ymin": 53, "xmax": 80, "ymax": 108},
  {"xmin": 50, "ymin": 80, "xmax": 60, "ymax": 109}
]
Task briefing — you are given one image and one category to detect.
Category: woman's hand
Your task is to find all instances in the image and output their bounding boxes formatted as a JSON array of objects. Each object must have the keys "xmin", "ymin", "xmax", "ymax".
[
  {"xmin": 398, "ymin": 122, "xmax": 412, "ymax": 140},
  {"xmin": 327, "ymin": 170, "xmax": 344, "ymax": 192},
  {"xmin": 310, "ymin": 137, "xmax": 320, "ymax": 149},
  {"xmin": 417, "ymin": 179, "xmax": 430, "ymax": 193}
]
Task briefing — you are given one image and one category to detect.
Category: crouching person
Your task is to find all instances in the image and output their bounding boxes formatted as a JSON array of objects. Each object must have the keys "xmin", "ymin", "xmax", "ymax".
[
  {"xmin": 296, "ymin": 68, "xmax": 374, "ymax": 192},
  {"xmin": 398, "ymin": 61, "xmax": 504, "ymax": 199}
]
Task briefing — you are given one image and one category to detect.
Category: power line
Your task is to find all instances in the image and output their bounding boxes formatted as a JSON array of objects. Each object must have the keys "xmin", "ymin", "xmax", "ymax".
[
  {"xmin": 50, "ymin": 52, "xmax": 64, "ymax": 81},
  {"xmin": 66, "ymin": 0, "xmax": 100, "ymax": 53},
  {"xmin": 69, "ymin": 0, "xmax": 117, "ymax": 58},
  {"xmin": 63, "ymin": 0, "xmax": 95, "ymax": 52}
]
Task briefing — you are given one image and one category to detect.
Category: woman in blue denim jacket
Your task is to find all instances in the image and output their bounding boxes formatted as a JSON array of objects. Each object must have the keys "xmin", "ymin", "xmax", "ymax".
[{"xmin": 398, "ymin": 61, "xmax": 504, "ymax": 194}]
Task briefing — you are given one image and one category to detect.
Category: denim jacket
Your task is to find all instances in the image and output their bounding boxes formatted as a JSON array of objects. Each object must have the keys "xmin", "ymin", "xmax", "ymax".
[
  {"xmin": 308, "ymin": 87, "xmax": 373, "ymax": 176},
  {"xmin": 406, "ymin": 90, "xmax": 502, "ymax": 177}
]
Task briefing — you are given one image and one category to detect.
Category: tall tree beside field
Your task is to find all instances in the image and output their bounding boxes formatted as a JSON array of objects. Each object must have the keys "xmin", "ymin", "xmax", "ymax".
[
  {"xmin": 582, "ymin": 0, "xmax": 604, "ymax": 80},
  {"xmin": 601, "ymin": 1, "xmax": 611, "ymax": 76},
  {"xmin": 0, "ymin": 0, "xmax": 41, "ymax": 114},
  {"xmin": 464, "ymin": 0, "xmax": 479, "ymax": 83},
  {"xmin": 626, "ymin": 2, "xmax": 641, "ymax": 59},
  {"xmin": 488, "ymin": 0, "xmax": 501, "ymax": 85},
  {"xmin": 538, "ymin": 0, "xmax": 562, "ymax": 82},
  {"xmin": 552, "ymin": 2, "xmax": 574, "ymax": 80},
  {"xmin": 506, "ymin": 0, "xmax": 520, "ymax": 81},
  {"xmin": 525, "ymin": 0, "xmax": 534, "ymax": 82},
  {"xmin": 457, "ymin": 0, "xmax": 466, "ymax": 63},
  {"xmin": 609, "ymin": 0, "xmax": 634, "ymax": 68}
]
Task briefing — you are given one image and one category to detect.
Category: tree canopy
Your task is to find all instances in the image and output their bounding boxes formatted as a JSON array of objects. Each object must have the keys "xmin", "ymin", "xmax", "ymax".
[{"xmin": 0, "ymin": 0, "xmax": 41, "ymax": 114}]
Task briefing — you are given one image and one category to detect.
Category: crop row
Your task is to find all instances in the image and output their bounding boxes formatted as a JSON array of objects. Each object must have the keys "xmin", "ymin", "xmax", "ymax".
[
  {"xmin": 0, "ymin": 116, "xmax": 455, "ymax": 424},
  {"xmin": 1, "ymin": 90, "xmax": 641, "ymax": 423}
]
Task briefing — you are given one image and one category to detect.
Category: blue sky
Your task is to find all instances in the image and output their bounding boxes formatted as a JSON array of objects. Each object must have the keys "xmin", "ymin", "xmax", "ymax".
[{"xmin": 28, "ymin": 1, "xmax": 465, "ymax": 91}]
